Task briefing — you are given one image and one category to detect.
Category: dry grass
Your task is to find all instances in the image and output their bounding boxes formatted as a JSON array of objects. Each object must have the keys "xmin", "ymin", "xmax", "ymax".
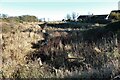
[
  {"xmin": 1, "ymin": 21, "xmax": 120, "ymax": 79},
  {"xmin": 1, "ymin": 22, "xmax": 44, "ymax": 78}
]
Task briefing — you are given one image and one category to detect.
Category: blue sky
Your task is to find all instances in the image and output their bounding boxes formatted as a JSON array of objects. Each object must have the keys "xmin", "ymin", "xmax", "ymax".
[{"xmin": 0, "ymin": 0, "xmax": 120, "ymax": 21}]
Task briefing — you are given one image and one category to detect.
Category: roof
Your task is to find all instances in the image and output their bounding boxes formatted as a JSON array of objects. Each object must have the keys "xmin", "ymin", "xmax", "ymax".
[
  {"xmin": 108, "ymin": 10, "xmax": 120, "ymax": 20},
  {"xmin": 77, "ymin": 15, "xmax": 92, "ymax": 19},
  {"xmin": 77, "ymin": 14, "xmax": 108, "ymax": 19},
  {"xmin": 91, "ymin": 15, "xmax": 108, "ymax": 19},
  {"xmin": 111, "ymin": 10, "xmax": 120, "ymax": 13}
]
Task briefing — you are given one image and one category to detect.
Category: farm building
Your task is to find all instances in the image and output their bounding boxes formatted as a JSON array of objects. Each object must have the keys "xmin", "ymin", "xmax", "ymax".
[
  {"xmin": 77, "ymin": 14, "xmax": 108, "ymax": 23},
  {"xmin": 108, "ymin": 10, "xmax": 120, "ymax": 20}
]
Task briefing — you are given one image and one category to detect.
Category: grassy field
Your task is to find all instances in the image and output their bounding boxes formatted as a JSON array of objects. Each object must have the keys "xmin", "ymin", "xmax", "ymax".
[{"xmin": 1, "ymin": 21, "xmax": 120, "ymax": 79}]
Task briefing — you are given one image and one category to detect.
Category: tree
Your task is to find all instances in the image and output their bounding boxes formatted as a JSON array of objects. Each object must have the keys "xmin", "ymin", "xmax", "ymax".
[
  {"xmin": 1, "ymin": 14, "xmax": 39, "ymax": 22},
  {"xmin": 72, "ymin": 12, "xmax": 76, "ymax": 20},
  {"xmin": 1, "ymin": 14, "xmax": 8, "ymax": 18},
  {"xmin": 66, "ymin": 14, "xmax": 71, "ymax": 21},
  {"xmin": 18, "ymin": 15, "xmax": 38, "ymax": 22}
]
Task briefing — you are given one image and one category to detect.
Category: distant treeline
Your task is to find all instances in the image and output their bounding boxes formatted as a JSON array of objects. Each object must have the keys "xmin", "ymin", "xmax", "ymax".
[{"xmin": 0, "ymin": 14, "xmax": 39, "ymax": 22}]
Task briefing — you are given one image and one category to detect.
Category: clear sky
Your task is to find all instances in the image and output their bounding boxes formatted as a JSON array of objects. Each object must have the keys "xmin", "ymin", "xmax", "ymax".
[{"xmin": 0, "ymin": 0, "xmax": 120, "ymax": 21}]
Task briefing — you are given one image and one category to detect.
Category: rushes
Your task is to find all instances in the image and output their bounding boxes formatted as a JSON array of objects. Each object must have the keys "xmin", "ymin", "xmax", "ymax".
[
  {"xmin": 2, "ymin": 22, "xmax": 120, "ymax": 78},
  {"xmin": 26, "ymin": 31, "xmax": 119, "ymax": 78}
]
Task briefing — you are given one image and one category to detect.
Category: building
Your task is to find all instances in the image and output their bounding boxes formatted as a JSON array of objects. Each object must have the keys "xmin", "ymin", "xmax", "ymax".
[
  {"xmin": 77, "ymin": 15, "xmax": 90, "ymax": 21},
  {"xmin": 77, "ymin": 14, "xmax": 108, "ymax": 23},
  {"xmin": 108, "ymin": 10, "xmax": 120, "ymax": 20},
  {"xmin": 118, "ymin": 1, "xmax": 120, "ymax": 10}
]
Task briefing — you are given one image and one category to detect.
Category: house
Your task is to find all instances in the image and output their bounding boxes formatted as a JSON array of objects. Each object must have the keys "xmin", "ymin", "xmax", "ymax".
[
  {"xmin": 77, "ymin": 14, "xmax": 109, "ymax": 23},
  {"xmin": 108, "ymin": 10, "xmax": 120, "ymax": 20},
  {"xmin": 91, "ymin": 15, "xmax": 108, "ymax": 20},
  {"xmin": 77, "ymin": 14, "xmax": 108, "ymax": 21},
  {"xmin": 118, "ymin": 1, "xmax": 120, "ymax": 10},
  {"xmin": 77, "ymin": 15, "xmax": 91, "ymax": 22}
]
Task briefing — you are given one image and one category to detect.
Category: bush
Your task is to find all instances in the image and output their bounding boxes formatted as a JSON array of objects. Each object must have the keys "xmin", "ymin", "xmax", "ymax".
[{"xmin": 1, "ymin": 15, "xmax": 38, "ymax": 23}]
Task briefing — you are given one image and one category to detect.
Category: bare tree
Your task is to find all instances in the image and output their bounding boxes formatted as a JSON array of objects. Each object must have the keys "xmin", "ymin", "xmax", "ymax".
[
  {"xmin": 1, "ymin": 14, "xmax": 8, "ymax": 19},
  {"xmin": 72, "ymin": 12, "xmax": 77, "ymax": 21},
  {"xmin": 66, "ymin": 14, "xmax": 71, "ymax": 21}
]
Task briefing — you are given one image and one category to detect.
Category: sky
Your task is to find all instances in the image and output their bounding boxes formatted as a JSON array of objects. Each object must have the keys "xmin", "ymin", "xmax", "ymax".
[{"xmin": 0, "ymin": 0, "xmax": 120, "ymax": 21}]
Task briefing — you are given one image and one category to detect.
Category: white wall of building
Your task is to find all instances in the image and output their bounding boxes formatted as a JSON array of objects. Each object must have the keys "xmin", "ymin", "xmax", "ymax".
[{"xmin": 118, "ymin": 1, "xmax": 120, "ymax": 10}]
